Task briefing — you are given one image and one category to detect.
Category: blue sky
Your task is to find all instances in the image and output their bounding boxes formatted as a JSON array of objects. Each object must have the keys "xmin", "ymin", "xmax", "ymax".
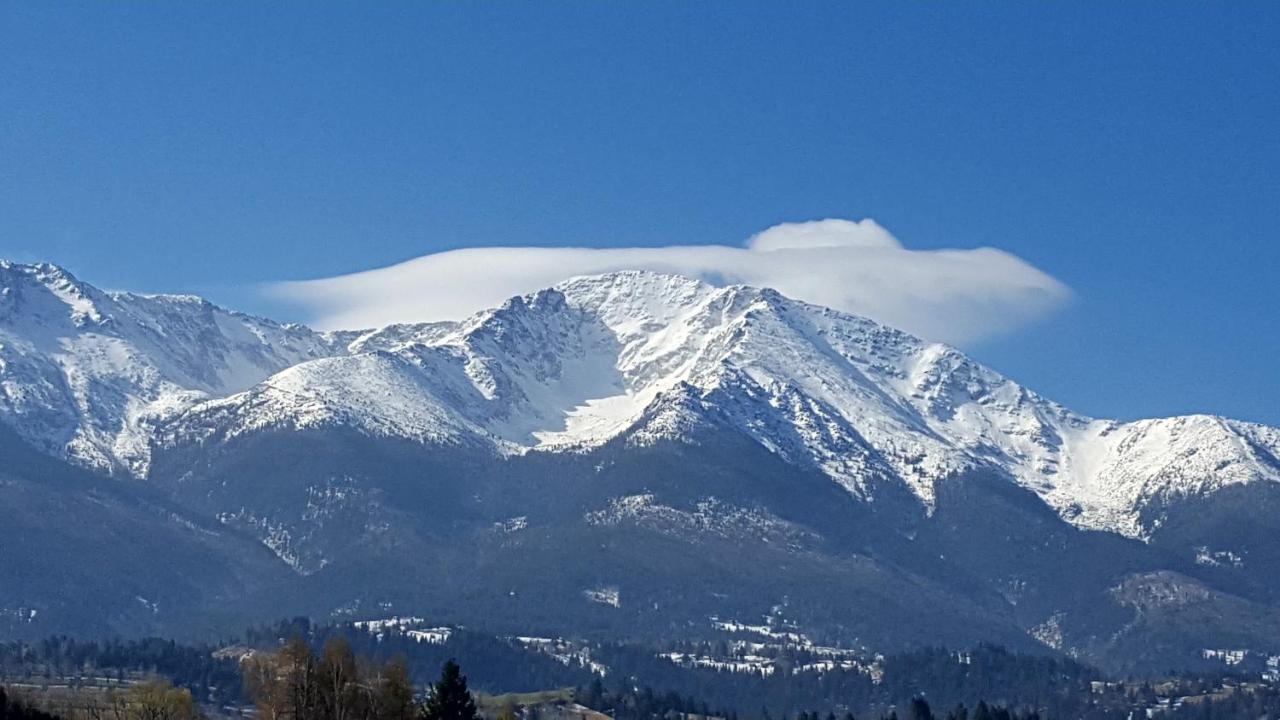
[{"xmin": 1, "ymin": 2, "xmax": 1277, "ymax": 425}]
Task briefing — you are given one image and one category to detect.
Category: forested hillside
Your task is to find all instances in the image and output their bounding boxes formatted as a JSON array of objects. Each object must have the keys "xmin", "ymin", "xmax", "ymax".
[{"xmin": 4, "ymin": 619, "xmax": 1279, "ymax": 719}]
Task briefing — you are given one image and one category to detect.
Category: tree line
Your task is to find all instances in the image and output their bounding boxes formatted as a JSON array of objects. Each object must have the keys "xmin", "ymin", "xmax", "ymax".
[
  {"xmin": 0, "ymin": 637, "xmax": 238, "ymax": 704},
  {"xmin": 6, "ymin": 620, "xmax": 1277, "ymax": 720},
  {"xmin": 581, "ymin": 643, "xmax": 1106, "ymax": 719},
  {"xmin": 577, "ymin": 679, "xmax": 1040, "ymax": 720},
  {"xmin": 242, "ymin": 636, "xmax": 479, "ymax": 720}
]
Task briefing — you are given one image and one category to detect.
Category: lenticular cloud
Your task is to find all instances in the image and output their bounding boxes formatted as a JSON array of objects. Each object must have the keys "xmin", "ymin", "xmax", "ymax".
[{"xmin": 269, "ymin": 218, "xmax": 1070, "ymax": 346}]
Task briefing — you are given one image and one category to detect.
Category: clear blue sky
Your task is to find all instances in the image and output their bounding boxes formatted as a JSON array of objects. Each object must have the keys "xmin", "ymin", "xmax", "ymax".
[{"xmin": 1, "ymin": 2, "xmax": 1277, "ymax": 425}]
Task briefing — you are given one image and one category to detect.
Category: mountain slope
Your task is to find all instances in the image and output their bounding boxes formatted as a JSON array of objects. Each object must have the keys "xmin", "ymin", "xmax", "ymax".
[
  {"xmin": 0, "ymin": 425, "xmax": 290, "ymax": 639},
  {"xmin": 155, "ymin": 270, "xmax": 1280, "ymax": 539},
  {"xmin": 8, "ymin": 261, "xmax": 1273, "ymax": 540},
  {"xmin": 0, "ymin": 261, "xmax": 336, "ymax": 474},
  {"xmin": 3, "ymin": 262, "xmax": 1280, "ymax": 671}
]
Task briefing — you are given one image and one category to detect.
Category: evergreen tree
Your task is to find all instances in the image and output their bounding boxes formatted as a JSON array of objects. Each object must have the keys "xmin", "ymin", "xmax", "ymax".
[
  {"xmin": 908, "ymin": 698, "xmax": 933, "ymax": 720},
  {"xmin": 583, "ymin": 678, "xmax": 605, "ymax": 709},
  {"xmin": 420, "ymin": 660, "xmax": 479, "ymax": 720}
]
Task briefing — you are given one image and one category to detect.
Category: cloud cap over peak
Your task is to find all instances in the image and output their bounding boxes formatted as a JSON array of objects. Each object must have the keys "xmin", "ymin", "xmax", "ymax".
[
  {"xmin": 269, "ymin": 218, "xmax": 1070, "ymax": 346},
  {"xmin": 746, "ymin": 218, "xmax": 901, "ymax": 252}
]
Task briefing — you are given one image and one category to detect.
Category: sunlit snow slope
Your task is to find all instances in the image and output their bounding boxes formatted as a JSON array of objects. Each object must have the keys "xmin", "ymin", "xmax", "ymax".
[{"xmin": 0, "ymin": 261, "xmax": 335, "ymax": 473}]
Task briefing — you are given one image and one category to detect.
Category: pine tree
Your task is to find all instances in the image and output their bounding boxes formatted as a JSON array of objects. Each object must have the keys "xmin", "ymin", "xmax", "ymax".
[
  {"xmin": 420, "ymin": 660, "xmax": 479, "ymax": 720},
  {"xmin": 908, "ymin": 698, "xmax": 933, "ymax": 720},
  {"xmin": 583, "ymin": 678, "xmax": 605, "ymax": 709}
]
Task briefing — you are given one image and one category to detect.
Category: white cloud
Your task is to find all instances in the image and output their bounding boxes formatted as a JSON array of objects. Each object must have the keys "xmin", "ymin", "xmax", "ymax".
[
  {"xmin": 746, "ymin": 218, "xmax": 902, "ymax": 251},
  {"xmin": 268, "ymin": 218, "xmax": 1070, "ymax": 346}
]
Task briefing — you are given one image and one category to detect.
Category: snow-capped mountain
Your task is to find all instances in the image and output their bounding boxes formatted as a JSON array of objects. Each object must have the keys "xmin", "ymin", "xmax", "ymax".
[
  {"xmin": 151, "ymin": 270, "xmax": 1279, "ymax": 539},
  {"xmin": 0, "ymin": 261, "xmax": 335, "ymax": 474},
  {"xmin": 3, "ymin": 263, "xmax": 1278, "ymax": 539},
  {"xmin": 6, "ymin": 261, "xmax": 1280, "ymax": 670}
]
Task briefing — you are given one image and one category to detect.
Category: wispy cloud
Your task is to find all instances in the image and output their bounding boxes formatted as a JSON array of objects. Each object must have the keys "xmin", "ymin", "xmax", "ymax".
[{"xmin": 268, "ymin": 219, "xmax": 1070, "ymax": 345}]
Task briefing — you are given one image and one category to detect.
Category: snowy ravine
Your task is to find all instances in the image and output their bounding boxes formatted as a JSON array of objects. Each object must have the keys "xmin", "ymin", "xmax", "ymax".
[{"xmin": 3, "ymin": 262, "xmax": 1278, "ymax": 538}]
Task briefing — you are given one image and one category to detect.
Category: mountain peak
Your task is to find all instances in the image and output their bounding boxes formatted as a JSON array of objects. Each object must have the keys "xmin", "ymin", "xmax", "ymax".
[
  {"xmin": 0, "ymin": 262, "xmax": 339, "ymax": 472},
  {"xmin": 0, "ymin": 259, "xmax": 110, "ymax": 328},
  {"xmin": 0, "ymin": 259, "xmax": 75, "ymax": 278}
]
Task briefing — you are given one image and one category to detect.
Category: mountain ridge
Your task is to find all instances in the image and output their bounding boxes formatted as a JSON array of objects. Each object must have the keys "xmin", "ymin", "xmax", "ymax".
[
  {"xmin": 6, "ymin": 260, "xmax": 1280, "ymax": 671},
  {"xmin": 2, "ymin": 262, "xmax": 1278, "ymax": 540}
]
